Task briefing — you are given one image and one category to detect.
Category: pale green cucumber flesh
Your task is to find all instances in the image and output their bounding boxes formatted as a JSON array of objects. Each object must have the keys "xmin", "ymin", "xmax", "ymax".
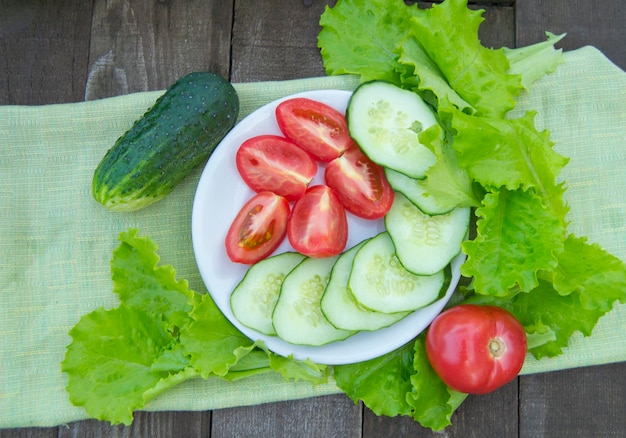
[
  {"xmin": 385, "ymin": 192, "xmax": 470, "ymax": 276},
  {"xmin": 384, "ymin": 168, "xmax": 454, "ymax": 215},
  {"xmin": 230, "ymin": 252, "xmax": 306, "ymax": 335},
  {"xmin": 348, "ymin": 232, "xmax": 446, "ymax": 314},
  {"xmin": 321, "ymin": 241, "xmax": 410, "ymax": 331},
  {"xmin": 272, "ymin": 256, "xmax": 355, "ymax": 346},
  {"xmin": 346, "ymin": 80, "xmax": 438, "ymax": 179}
]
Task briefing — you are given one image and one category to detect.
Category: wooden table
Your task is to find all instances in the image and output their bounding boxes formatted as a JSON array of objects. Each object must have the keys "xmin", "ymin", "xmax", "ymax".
[{"xmin": 1, "ymin": 1, "xmax": 625, "ymax": 436}]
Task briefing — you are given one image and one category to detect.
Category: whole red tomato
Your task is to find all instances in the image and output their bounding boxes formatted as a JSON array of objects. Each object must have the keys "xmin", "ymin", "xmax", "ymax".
[{"xmin": 425, "ymin": 304, "xmax": 527, "ymax": 395}]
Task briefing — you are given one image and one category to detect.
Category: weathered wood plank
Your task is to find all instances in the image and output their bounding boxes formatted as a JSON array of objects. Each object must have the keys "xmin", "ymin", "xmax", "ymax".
[
  {"xmin": 57, "ymin": 411, "xmax": 210, "ymax": 438},
  {"xmin": 363, "ymin": 379, "xmax": 519, "ymax": 438},
  {"xmin": 0, "ymin": 428, "xmax": 56, "ymax": 438},
  {"xmin": 84, "ymin": 0, "xmax": 234, "ymax": 101},
  {"xmin": 520, "ymin": 363, "xmax": 626, "ymax": 438},
  {"xmin": 211, "ymin": 394, "xmax": 362, "ymax": 438},
  {"xmin": 0, "ymin": 0, "xmax": 93, "ymax": 105},
  {"xmin": 231, "ymin": 0, "xmax": 335, "ymax": 82},
  {"xmin": 516, "ymin": 0, "xmax": 626, "ymax": 69}
]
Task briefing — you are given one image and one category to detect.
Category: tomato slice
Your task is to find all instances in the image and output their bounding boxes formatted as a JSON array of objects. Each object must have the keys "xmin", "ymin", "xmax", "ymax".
[
  {"xmin": 275, "ymin": 97, "xmax": 353, "ymax": 162},
  {"xmin": 324, "ymin": 143, "xmax": 394, "ymax": 219},
  {"xmin": 225, "ymin": 191, "xmax": 290, "ymax": 264},
  {"xmin": 236, "ymin": 135, "xmax": 317, "ymax": 202},
  {"xmin": 287, "ymin": 185, "xmax": 348, "ymax": 258}
]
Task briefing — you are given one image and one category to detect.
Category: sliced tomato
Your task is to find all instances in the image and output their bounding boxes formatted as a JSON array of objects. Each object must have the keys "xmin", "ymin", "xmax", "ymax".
[
  {"xmin": 225, "ymin": 191, "xmax": 290, "ymax": 264},
  {"xmin": 287, "ymin": 185, "xmax": 348, "ymax": 258},
  {"xmin": 324, "ymin": 142, "xmax": 394, "ymax": 219},
  {"xmin": 275, "ymin": 97, "xmax": 353, "ymax": 162},
  {"xmin": 236, "ymin": 135, "xmax": 317, "ymax": 202}
]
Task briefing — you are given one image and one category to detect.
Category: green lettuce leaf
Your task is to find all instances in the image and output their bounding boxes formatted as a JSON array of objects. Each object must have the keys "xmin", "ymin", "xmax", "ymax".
[
  {"xmin": 504, "ymin": 32, "xmax": 566, "ymax": 90},
  {"xmin": 468, "ymin": 235, "xmax": 626, "ymax": 358},
  {"xmin": 442, "ymin": 107, "xmax": 570, "ymax": 203},
  {"xmin": 409, "ymin": 0, "xmax": 521, "ymax": 118},
  {"xmin": 461, "ymin": 188, "xmax": 566, "ymax": 296},
  {"xmin": 111, "ymin": 228, "xmax": 198, "ymax": 332},
  {"xmin": 417, "ymin": 123, "xmax": 482, "ymax": 210},
  {"xmin": 61, "ymin": 305, "xmax": 198, "ymax": 425},
  {"xmin": 407, "ymin": 337, "xmax": 467, "ymax": 431},
  {"xmin": 179, "ymin": 293, "xmax": 257, "ymax": 378},
  {"xmin": 220, "ymin": 349, "xmax": 273, "ymax": 381},
  {"xmin": 396, "ymin": 31, "xmax": 474, "ymax": 114},
  {"xmin": 333, "ymin": 341, "xmax": 416, "ymax": 417},
  {"xmin": 551, "ymin": 235, "xmax": 626, "ymax": 309},
  {"xmin": 269, "ymin": 354, "xmax": 331, "ymax": 386},
  {"xmin": 318, "ymin": 0, "xmax": 419, "ymax": 84}
]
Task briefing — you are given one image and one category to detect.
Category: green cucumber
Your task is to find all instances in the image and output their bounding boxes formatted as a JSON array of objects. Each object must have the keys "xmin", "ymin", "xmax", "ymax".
[
  {"xmin": 92, "ymin": 72, "xmax": 239, "ymax": 212},
  {"xmin": 348, "ymin": 232, "xmax": 447, "ymax": 314},
  {"xmin": 321, "ymin": 241, "xmax": 410, "ymax": 331},
  {"xmin": 230, "ymin": 252, "xmax": 306, "ymax": 335},
  {"xmin": 272, "ymin": 256, "xmax": 355, "ymax": 346},
  {"xmin": 384, "ymin": 167, "xmax": 454, "ymax": 216},
  {"xmin": 346, "ymin": 80, "xmax": 438, "ymax": 179},
  {"xmin": 385, "ymin": 192, "xmax": 470, "ymax": 276}
]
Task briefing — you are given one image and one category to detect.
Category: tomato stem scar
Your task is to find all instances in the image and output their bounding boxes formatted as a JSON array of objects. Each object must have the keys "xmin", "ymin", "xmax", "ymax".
[{"xmin": 489, "ymin": 338, "xmax": 506, "ymax": 358}]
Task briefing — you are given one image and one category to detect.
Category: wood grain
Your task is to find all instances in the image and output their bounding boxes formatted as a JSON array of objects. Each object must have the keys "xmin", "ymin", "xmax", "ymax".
[
  {"xmin": 516, "ymin": 0, "xmax": 626, "ymax": 69},
  {"xmin": 231, "ymin": 0, "xmax": 334, "ymax": 82},
  {"xmin": 0, "ymin": 0, "xmax": 93, "ymax": 105},
  {"xmin": 211, "ymin": 394, "xmax": 362, "ymax": 437},
  {"xmin": 58, "ymin": 411, "xmax": 210, "ymax": 438},
  {"xmin": 85, "ymin": 0, "xmax": 234, "ymax": 100},
  {"xmin": 520, "ymin": 363, "xmax": 626, "ymax": 438}
]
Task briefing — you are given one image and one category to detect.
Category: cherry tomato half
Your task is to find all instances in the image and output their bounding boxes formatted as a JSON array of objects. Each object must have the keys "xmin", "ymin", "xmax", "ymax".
[
  {"xmin": 325, "ymin": 142, "xmax": 394, "ymax": 219},
  {"xmin": 225, "ymin": 191, "xmax": 290, "ymax": 265},
  {"xmin": 287, "ymin": 185, "xmax": 348, "ymax": 258},
  {"xmin": 275, "ymin": 97, "xmax": 353, "ymax": 162},
  {"xmin": 425, "ymin": 304, "xmax": 527, "ymax": 395},
  {"xmin": 236, "ymin": 135, "xmax": 317, "ymax": 202}
]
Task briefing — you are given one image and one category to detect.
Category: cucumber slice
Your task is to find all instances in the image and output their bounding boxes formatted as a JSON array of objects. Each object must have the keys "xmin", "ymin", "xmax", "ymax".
[
  {"xmin": 230, "ymin": 252, "xmax": 306, "ymax": 335},
  {"xmin": 346, "ymin": 80, "xmax": 438, "ymax": 179},
  {"xmin": 384, "ymin": 168, "xmax": 454, "ymax": 216},
  {"xmin": 273, "ymin": 256, "xmax": 355, "ymax": 346},
  {"xmin": 321, "ymin": 241, "xmax": 410, "ymax": 331},
  {"xmin": 385, "ymin": 192, "xmax": 470, "ymax": 276},
  {"xmin": 348, "ymin": 232, "xmax": 446, "ymax": 314}
]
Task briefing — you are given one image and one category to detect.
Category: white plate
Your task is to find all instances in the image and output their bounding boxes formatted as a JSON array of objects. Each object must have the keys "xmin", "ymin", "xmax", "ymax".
[{"xmin": 191, "ymin": 89, "xmax": 463, "ymax": 365}]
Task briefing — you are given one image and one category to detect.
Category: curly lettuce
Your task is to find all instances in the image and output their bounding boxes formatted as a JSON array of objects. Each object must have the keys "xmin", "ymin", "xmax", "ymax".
[
  {"xmin": 319, "ymin": 0, "xmax": 626, "ymax": 431},
  {"xmin": 62, "ymin": 229, "xmax": 329, "ymax": 425}
]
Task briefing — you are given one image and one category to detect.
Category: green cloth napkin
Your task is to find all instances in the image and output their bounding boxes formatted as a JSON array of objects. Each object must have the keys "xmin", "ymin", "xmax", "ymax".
[{"xmin": 0, "ymin": 47, "xmax": 624, "ymax": 428}]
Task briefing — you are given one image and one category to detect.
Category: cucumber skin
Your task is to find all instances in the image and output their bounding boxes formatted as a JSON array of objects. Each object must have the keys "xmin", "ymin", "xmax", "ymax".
[{"xmin": 92, "ymin": 72, "xmax": 239, "ymax": 212}]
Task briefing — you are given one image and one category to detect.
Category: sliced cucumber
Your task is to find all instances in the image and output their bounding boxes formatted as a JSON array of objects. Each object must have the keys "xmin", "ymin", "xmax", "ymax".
[
  {"xmin": 385, "ymin": 192, "xmax": 470, "ymax": 276},
  {"xmin": 272, "ymin": 256, "xmax": 355, "ymax": 346},
  {"xmin": 384, "ymin": 168, "xmax": 454, "ymax": 216},
  {"xmin": 230, "ymin": 252, "xmax": 306, "ymax": 335},
  {"xmin": 348, "ymin": 232, "xmax": 446, "ymax": 314},
  {"xmin": 346, "ymin": 80, "xmax": 438, "ymax": 179},
  {"xmin": 321, "ymin": 241, "xmax": 410, "ymax": 331}
]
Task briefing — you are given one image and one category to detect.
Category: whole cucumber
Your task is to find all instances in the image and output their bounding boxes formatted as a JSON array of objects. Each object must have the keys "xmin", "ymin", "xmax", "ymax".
[{"xmin": 92, "ymin": 71, "xmax": 239, "ymax": 212}]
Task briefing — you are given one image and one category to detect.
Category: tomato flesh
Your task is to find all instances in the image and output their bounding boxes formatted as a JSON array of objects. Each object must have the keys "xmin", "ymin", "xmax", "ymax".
[
  {"xmin": 287, "ymin": 185, "xmax": 348, "ymax": 258},
  {"xmin": 425, "ymin": 304, "xmax": 527, "ymax": 395},
  {"xmin": 225, "ymin": 191, "xmax": 290, "ymax": 264},
  {"xmin": 324, "ymin": 143, "xmax": 394, "ymax": 219},
  {"xmin": 275, "ymin": 97, "xmax": 353, "ymax": 162},
  {"xmin": 236, "ymin": 135, "xmax": 317, "ymax": 202}
]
